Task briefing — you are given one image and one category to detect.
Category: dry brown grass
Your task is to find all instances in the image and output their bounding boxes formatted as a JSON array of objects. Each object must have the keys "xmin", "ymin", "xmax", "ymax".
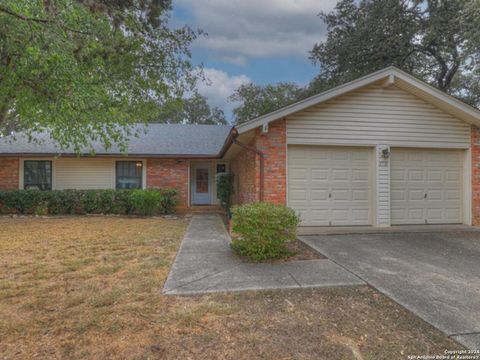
[{"xmin": 0, "ymin": 216, "xmax": 460, "ymax": 359}]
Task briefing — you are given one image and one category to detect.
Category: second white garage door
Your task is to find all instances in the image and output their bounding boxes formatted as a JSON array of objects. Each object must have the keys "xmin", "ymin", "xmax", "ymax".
[
  {"xmin": 288, "ymin": 146, "xmax": 372, "ymax": 226},
  {"xmin": 390, "ymin": 148, "xmax": 464, "ymax": 225}
]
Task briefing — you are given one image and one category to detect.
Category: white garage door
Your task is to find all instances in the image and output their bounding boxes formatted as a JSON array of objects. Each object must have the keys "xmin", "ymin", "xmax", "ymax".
[
  {"xmin": 288, "ymin": 146, "xmax": 372, "ymax": 226},
  {"xmin": 390, "ymin": 148, "xmax": 464, "ymax": 225}
]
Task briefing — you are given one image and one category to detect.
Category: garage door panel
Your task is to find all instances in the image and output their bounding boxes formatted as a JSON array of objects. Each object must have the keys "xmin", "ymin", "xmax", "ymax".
[
  {"xmin": 311, "ymin": 189, "xmax": 329, "ymax": 201},
  {"xmin": 446, "ymin": 170, "xmax": 461, "ymax": 182},
  {"xmin": 446, "ymin": 190, "xmax": 461, "ymax": 200},
  {"xmin": 289, "ymin": 189, "xmax": 308, "ymax": 202},
  {"xmin": 311, "ymin": 169, "xmax": 328, "ymax": 180},
  {"xmin": 352, "ymin": 190, "xmax": 369, "ymax": 201},
  {"xmin": 391, "ymin": 148, "xmax": 463, "ymax": 225},
  {"xmin": 310, "ymin": 210, "xmax": 330, "ymax": 226},
  {"xmin": 409, "ymin": 190, "xmax": 425, "ymax": 201},
  {"xmin": 391, "ymin": 169, "xmax": 406, "ymax": 181},
  {"xmin": 408, "ymin": 170, "xmax": 425, "ymax": 181},
  {"xmin": 289, "ymin": 168, "xmax": 308, "ymax": 181},
  {"xmin": 427, "ymin": 170, "xmax": 442, "ymax": 181},
  {"xmin": 288, "ymin": 146, "xmax": 372, "ymax": 226},
  {"xmin": 391, "ymin": 190, "xmax": 405, "ymax": 201}
]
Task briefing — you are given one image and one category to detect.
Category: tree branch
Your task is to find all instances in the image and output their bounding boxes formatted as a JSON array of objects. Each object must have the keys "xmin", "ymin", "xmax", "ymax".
[{"xmin": 0, "ymin": 5, "xmax": 93, "ymax": 35}]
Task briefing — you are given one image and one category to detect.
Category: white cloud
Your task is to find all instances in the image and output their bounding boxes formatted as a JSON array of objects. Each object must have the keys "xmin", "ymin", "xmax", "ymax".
[
  {"xmin": 217, "ymin": 55, "xmax": 248, "ymax": 66},
  {"xmin": 175, "ymin": 0, "xmax": 337, "ymax": 61},
  {"xmin": 197, "ymin": 68, "xmax": 251, "ymax": 116}
]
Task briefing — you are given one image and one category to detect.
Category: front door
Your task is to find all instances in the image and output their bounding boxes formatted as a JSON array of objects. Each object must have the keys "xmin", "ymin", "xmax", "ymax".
[{"xmin": 193, "ymin": 165, "xmax": 211, "ymax": 205}]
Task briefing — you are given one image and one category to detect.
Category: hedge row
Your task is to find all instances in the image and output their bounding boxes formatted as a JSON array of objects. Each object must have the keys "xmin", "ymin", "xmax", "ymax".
[{"xmin": 0, "ymin": 189, "xmax": 178, "ymax": 216}]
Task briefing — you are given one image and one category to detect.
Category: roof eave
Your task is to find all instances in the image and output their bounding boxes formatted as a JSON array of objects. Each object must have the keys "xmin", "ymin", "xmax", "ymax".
[{"xmin": 0, "ymin": 153, "xmax": 224, "ymax": 159}]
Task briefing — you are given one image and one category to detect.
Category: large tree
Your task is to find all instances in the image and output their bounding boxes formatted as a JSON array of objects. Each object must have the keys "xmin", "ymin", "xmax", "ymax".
[
  {"xmin": 230, "ymin": 82, "xmax": 306, "ymax": 124},
  {"xmin": 156, "ymin": 93, "xmax": 227, "ymax": 125},
  {"xmin": 0, "ymin": 0, "xmax": 198, "ymax": 151},
  {"xmin": 309, "ymin": 0, "xmax": 480, "ymax": 107}
]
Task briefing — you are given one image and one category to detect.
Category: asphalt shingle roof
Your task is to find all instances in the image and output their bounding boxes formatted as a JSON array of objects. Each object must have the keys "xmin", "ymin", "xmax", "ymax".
[{"xmin": 0, "ymin": 124, "xmax": 233, "ymax": 157}]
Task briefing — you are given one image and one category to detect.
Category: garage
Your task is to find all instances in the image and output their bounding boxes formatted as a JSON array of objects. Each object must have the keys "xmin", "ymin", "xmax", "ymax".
[
  {"xmin": 390, "ymin": 148, "xmax": 464, "ymax": 225},
  {"xmin": 288, "ymin": 145, "xmax": 372, "ymax": 226}
]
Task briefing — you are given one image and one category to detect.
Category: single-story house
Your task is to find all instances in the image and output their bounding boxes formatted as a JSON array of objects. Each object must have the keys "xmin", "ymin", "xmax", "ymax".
[{"xmin": 1, "ymin": 66, "xmax": 480, "ymax": 227}]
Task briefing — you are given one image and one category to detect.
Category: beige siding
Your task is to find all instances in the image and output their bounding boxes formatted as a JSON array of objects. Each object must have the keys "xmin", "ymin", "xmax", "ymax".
[
  {"xmin": 55, "ymin": 158, "xmax": 115, "ymax": 190},
  {"xmin": 375, "ymin": 145, "xmax": 391, "ymax": 226},
  {"xmin": 287, "ymin": 85, "xmax": 471, "ymax": 148}
]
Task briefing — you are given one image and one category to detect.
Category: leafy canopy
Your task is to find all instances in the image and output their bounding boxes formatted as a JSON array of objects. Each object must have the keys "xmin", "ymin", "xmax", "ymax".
[
  {"xmin": 156, "ymin": 93, "xmax": 227, "ymax": 125},
  {"xmin": 230, "ymin": 82, "xmax": 305, "ymax": 124},
  {"xmin": 309, "ymin": 0, "xmax": 480, "ymax": 107},
  {"xmin": 0, "ymin": 0, "xmax": 198, "ymax": 152}
]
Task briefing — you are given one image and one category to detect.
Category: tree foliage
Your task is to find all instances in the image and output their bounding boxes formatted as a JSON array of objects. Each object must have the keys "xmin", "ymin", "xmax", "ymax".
[
  {"xmin": 156, "ymin": 93, "xmax": 227, "ymax": 125},
  {"xmin": 230, "ymin": 82, "xmax": 306, "ymax": 124},
  {"xmin": 0, "ymin": 0, "xmax": 198, "ymax": 151},
  {"xmin": 309, "ymin": 0, "xmax": 480, "ymax": 107}
]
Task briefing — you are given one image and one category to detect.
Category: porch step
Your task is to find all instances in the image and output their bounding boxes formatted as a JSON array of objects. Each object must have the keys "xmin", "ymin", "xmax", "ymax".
[{"xmin": 182, "ymin": 205, "xmax": 225, "ymax": 214}]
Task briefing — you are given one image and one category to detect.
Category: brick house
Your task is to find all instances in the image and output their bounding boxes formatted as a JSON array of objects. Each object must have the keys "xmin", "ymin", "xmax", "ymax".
[{"xmin": 1, "ymin": 66, "xmax": 480, "ymax": 227}]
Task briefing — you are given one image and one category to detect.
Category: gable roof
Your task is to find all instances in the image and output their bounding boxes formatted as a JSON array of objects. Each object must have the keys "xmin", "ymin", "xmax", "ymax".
[
  {"xmin": 0, "ymin": 124, "xmax": 234, "ymax": 158},
  {"xmin": 236, "ymin": 66, "xmax": 480, "ymax": 134}
]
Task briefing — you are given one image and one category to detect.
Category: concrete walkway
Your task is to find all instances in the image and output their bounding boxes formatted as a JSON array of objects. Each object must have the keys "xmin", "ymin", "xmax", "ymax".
[{"xmin": 163, "ymin": 214, "xmax": 364, "ymax": 295}]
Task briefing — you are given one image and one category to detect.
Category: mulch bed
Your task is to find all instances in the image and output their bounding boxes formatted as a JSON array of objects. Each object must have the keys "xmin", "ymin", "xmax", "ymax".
[{"xmin": 284, "ymin": 238, "xmax": 326, "ymax": 261}]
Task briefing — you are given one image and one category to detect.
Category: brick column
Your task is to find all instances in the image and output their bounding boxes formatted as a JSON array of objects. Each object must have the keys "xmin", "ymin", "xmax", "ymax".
[{"xmin": 254, "ymin": 119, "xmax": 287, "ymax": 204}]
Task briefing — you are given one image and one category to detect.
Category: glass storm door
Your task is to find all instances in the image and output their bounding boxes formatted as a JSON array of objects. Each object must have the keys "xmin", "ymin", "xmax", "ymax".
[{"xmin": 193, "ymin": 166, "xmax": 210, "ymax": 205}]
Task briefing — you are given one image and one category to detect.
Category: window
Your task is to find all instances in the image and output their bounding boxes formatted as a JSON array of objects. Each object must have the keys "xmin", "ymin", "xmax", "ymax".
[
  {"xmin": 116, "ymin": 161, "xmax": 143, "ymax": 189},
  {"xmin": 216, "ymin": 163, "xmax": 226, "ymax": 174},
  {"xmin": 24, "ymin": 160, "xmax": 52, "ymax": 190}
]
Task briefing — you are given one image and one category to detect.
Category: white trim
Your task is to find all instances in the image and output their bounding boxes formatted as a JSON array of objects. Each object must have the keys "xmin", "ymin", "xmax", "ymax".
[
  {"xmin": 287, "ymin": 139, "xmax": 470, "ymax": 149},
  {"xmin": 236, "ymin": 66, "xmax": 480, "ymax": 134},
  {"xmin": 114, "ymin": 159, "xmax": 147, "ymax": 190},
  {"xmin": 19, "ymin": 157, "xmax": 56, "ymax": 190},
  {"xmin": 285, "ymin": 145, "xmax": 289, "ymax": 208},
  {"xmin": 187, "ymin": 160, "xmax": 191, "ymax": 207},
  {"xmin": 374, "ymin": 145, "xmax": 391, "ymax": 227},
  {"xmin": 190, "ymin": 161, "xmax": 213, "ymax": 205},
  {"xmin": 464, "ymin": 148, "xmax": 472, "ymax": 225}
]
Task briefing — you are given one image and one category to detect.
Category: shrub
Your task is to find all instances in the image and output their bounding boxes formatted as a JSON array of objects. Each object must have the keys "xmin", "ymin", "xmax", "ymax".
[
  {"xmin": 216, "ymin": 173, "xmax": 234, "ymax": 216},
  {"xmin": 231, "ymin": 202, "xmax": 300, "ymax": 261},
  {"xmin": 157, "ymin": 188, "xmax": 178, "ymax": 214},
  {"xmin": 131, "ymin": 189, "xmax": 162, "ymax": 216},
  {"xmin": 0, "ymin": 189, "xmax": 178, "ymax": 216}
]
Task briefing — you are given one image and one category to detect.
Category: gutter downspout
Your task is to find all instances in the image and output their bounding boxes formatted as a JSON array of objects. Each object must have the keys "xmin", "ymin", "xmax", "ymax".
[{"xmin": 232, "ymin": 134, "xmax": 264, "ymax": 202}]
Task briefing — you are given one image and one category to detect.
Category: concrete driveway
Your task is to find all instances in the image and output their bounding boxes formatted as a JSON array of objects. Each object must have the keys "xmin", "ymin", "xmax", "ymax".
[{"xmin": 300, "ymin": 227, "xmax": 480, "ymax": 350}]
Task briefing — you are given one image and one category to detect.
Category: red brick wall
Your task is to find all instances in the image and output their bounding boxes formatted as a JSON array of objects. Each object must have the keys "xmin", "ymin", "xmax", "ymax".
[
  {"xmin": 230, "ymin": 142, "xmax": 259, "ymax": 204},
  {"xmin": 230, "ymin": 119, "xmax": 287, "ymax": 205},
  {"xmin": 255, "ymin": 119, "xmax": 287, "ymax": 204},
  {"xmin": 0, "ymin": 158, "xmax": 19, "ymax": 190},
  {"xmin": 472, "ymin": 126, "xmax": 480, "ymax": 225},
  {"xmin": 146, "ymin": 159, "xmax": 189, "ymax": 208}
]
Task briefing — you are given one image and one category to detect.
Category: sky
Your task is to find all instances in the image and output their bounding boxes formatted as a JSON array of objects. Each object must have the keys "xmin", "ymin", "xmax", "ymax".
[{"xmin": 172, "ymin": 0, "xmax": 338, "ymax": 121}]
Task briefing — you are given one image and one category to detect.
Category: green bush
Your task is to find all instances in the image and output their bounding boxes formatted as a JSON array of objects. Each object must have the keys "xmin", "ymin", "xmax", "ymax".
[
  {"xmin": 231, "ymin": 202, "xmax": 300, "ymax": 261},
  {"xmin": 0, "ymin": 189, "xmax": 178, "ymax": 216},
  {"xmin": 157, "ymin": 188, "xmax": 178, "ymax": 214},
  {"xmin": 216, "ymin": 172, "xmax": 234, "ymax": 216},
  {"xmin": 131, "ymin": 189, "xmax": 162, "ymax": 216}
]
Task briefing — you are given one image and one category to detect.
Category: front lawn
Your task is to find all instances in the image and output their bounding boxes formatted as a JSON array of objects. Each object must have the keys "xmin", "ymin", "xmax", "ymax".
[{"xmin": 0, "ymin": 216, "xmax": 459, "ymax": 359}]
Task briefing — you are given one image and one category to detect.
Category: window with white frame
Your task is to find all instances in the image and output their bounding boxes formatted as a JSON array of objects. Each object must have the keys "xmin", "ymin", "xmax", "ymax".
[
  {"xmin": 24, "ymin": 160, "xmax": 52, "ymax": 190},
  {"xmin": 116, "ymin": 161, "xmax": 143, "ymax": 189}
]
